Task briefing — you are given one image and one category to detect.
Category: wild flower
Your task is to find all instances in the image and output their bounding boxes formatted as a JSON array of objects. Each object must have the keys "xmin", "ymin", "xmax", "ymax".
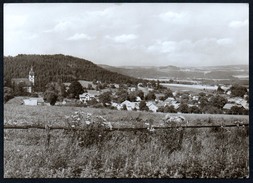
[{"xmin": 147, "ymin": 125, "xmax": 155, "ymax": 132}]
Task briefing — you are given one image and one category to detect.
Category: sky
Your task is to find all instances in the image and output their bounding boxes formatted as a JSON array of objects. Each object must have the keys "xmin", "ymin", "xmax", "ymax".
[{"xmin": 4, "ymin": 3, "xmax": 249, "ymax": 67}]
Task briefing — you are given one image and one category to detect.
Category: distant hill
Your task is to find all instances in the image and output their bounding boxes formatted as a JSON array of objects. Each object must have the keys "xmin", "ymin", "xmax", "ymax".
[
  {"xmin": 100, "ymin": 64, "xmax": 249, "ymax": 80},
  {"xmin": 4, "ymin": 54, "xmax": 142, "ymax": 92}
]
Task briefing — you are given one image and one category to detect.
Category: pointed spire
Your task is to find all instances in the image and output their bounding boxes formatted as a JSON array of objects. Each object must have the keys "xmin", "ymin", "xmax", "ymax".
[{"xmin": 29, "ymin": 65, "xmax": 34, "ymax": 75}]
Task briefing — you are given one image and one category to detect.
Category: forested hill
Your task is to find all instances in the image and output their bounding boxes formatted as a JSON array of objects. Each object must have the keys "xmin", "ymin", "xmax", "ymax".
[{"xmin": 4, "ymin": 54, "xmax": 142, "ymax": 91}]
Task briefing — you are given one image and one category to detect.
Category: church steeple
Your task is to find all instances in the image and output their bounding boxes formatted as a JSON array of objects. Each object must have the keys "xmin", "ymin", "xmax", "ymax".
[{"xmin": 29, "ymin": 66, "xmax": 35, "ymax": 86}]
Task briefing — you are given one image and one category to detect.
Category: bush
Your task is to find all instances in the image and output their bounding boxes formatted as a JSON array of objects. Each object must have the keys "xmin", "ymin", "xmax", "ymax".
[
  {"xmin": 4, "ymin": 87, "xmax": 14, "ymax": 103},
  {"xmin": 139, "ymin": 100, "xmax": 149, "ymax": 111},
  {"xmin": 43, "ymin": 91, "xmax": 58, "ymax": 105},
  {"xmin": 178, "ymin": 103, "xmax": 189, "ymax": 113},
  {"xmin": 230, "ymin": 85, "xmax": 247, "ymax": 97},
  {"xmin": 68, "ymin": 81, "xmax": 84, "ymax": 99}
]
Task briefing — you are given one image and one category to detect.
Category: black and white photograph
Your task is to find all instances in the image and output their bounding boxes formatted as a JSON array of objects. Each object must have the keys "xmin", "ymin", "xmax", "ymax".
[{"xmin": 3, "ymin": 3, "xmax": 249, "ymax": 178}]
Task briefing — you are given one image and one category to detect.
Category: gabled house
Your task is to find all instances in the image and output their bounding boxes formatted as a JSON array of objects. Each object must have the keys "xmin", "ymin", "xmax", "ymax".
[
  {"xmin": 79, "ymin": 91, "xmax": 99, "ymax": 103},
  {"xmin": 164, "ymin": 97, "xmax": 179, "ymax": 107},
  {"xmin": 120, "ymin": 100, "xmax": 139, "ymax": 111},
  {"xmin": 227, "ymin": 97, "xmax": 249, "ymax": 110},
  {"xmin": 146, "ymin": 102, "xmax": 158, "ymax": 112}
]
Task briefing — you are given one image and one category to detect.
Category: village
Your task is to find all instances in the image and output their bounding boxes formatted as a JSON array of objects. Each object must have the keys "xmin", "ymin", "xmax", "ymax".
[{"xmin": 7, "ymin": 67, "xmax": 249, "ymax": 116}]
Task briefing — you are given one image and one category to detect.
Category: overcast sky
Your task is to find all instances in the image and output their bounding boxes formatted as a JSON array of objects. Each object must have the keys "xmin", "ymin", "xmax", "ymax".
[{"xmin": 4, "ymin": 3, "xmax": 248, "ymax": 67}]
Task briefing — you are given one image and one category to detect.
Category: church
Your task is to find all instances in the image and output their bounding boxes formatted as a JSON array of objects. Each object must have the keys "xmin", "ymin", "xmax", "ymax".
[{"xmin": 11, "ymin": 66, "xmax": 35, "ymax": 93}]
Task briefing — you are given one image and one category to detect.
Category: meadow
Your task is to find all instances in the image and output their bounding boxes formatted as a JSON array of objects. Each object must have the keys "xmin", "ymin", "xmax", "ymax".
[{"xmin": 4, "ymin": 104, "xmax": 249, "ymax": 178}]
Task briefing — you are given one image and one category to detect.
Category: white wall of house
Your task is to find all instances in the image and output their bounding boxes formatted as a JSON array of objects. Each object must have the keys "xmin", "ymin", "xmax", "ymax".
[
  {"xmin": 79, "ymin": 93, "xmax": 95, "ymax": 102},
  {"xmin": 23, "ymin": 99, "xmax": 37, "ymax": 106}
]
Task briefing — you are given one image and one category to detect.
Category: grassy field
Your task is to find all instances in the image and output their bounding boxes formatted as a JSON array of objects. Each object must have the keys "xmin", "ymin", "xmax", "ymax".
[{"xmin": 4, "ymin": 104, "xmax": 249, "ymax": 178}]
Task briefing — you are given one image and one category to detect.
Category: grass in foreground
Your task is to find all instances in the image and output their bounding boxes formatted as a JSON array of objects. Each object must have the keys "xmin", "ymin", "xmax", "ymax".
[{"xmin": 4, "ymin": 104, "xmax": 249, "ymax": 178}]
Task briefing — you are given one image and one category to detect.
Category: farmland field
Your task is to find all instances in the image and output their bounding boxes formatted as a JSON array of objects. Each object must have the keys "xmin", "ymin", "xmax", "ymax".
[
  {"xmin": 4, "ymin": 104, "xmax": 249, "ymax": 178},
  {"xmin": 161, "ymin": 83, "xmax": 218, "ymax": 90}
]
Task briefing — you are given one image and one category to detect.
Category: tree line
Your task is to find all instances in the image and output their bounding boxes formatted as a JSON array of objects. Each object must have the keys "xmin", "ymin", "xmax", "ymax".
[{"xmin": 4, "ymin": 54, "xmax": 143, "ymax": 92}]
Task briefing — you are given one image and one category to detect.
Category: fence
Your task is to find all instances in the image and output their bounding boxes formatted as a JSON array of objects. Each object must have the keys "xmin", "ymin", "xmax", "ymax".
[
  {"xmin": 4, "ymin": 123, "xmax": 249, "ymax": 149},
  {"xmin": 3, "ymin": 123, "xmax": 249, "ymax": 131}
]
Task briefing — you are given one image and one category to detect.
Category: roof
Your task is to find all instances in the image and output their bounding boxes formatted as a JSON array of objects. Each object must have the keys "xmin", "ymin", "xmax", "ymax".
[
  {"xmin": 63, "ymin": 82, "xmax": 71, "ymax": 86},
  {"xmin": 164, "ymin": 97, "xmax": 176, "ymax": 103},
  {"xmin": 87, "ymin": 90, "xmax": 100, "ymax": 95},
  {"xmin": 223, "ymin": 103, "xmax": 241, "ymax": 110}
]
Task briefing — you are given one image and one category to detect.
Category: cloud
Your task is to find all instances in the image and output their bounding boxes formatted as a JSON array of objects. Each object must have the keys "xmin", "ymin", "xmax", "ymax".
[
  {"xmin": 45, "ymin": 21, "xmax": 73, "ymax": 33},
  {"xmin": 106, "ymin": 34, "xmax": 138, "ymax": 43},
  {"xmin": 216, "ymin": 38, "xmax": 234, "ymax": 45},
  {"xmin": 159, "ymin": 11, "xmax": 186, "ymax": 23},
  {"xmin": 4, "ymin": 3, "xmax": 248, "ymax": 66},
  {"xmin": 229, "ymin": 19, "xmax": 248, "ymax": 28},
  {"xmin": 67, "ymin": 33, "xmax": 95, "ymax": 41},
  {"xmin": 147, "ymin": 41, "xmax": 176, "ymax": 53}
]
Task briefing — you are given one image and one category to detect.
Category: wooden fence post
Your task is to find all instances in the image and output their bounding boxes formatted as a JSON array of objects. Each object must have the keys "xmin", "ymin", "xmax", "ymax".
[{"xmin": 45, "ymin": 125, "xmax": 51, "ymax": 149}]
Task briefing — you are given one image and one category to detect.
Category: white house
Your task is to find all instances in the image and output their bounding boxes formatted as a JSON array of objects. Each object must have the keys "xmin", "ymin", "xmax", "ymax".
[
  {"xmin": 228, "ymin": 97, "xmax": 249, "ymax": 110},
  {"xmin": 192, "ymin": 96, "xmax": 199, "ymax": 101},
  {"xmin": 79, "ymin": 90, "xmax": 99, "ymax": 103},
  {"xmin": 128, "ymin": 87, "xmax": 136, "ymax": 92},
  {"xmin": 23, "ymin": 98, "xmax": 44, "ymax": 106},
  {"xmin": 111, "ymin": 102, "xmax": 122, "ymax": 110},
  {"xmin": 223, "ymin": 103, "xmax": 242, "ymax": 110},
  {"xmin": 136, "ymin": 96, "xmax": 142, "ymax": 102},
  {"xmin": 121, "ymin": 100, "xmax": 139, "ymax": 111},
  {"xmin": 146, "ymin": 102, "xmax": 158, "ymax": 112},
  {"xmin": 79, "ymin": 93, "xmax": 95, "ymax": 102},
  {"xmin": 164, "ymin": 97, "xmax": 176, "ymax": 104}
]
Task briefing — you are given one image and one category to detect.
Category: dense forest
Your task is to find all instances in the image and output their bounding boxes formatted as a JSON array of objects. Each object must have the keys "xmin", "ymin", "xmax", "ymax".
[{"xmin": 4, "ymin": 54, "xmax": 142, "ymax": 92}]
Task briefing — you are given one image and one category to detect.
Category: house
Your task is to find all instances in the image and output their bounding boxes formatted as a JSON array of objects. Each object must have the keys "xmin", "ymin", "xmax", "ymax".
[
  {"xmin": 223, "ymin": 103, "xmax": 242, "ymax": 110},
  {"xmin": 79, "ymin": 90, "xmax": 99, "ymax": 103},
  {"xmin": 228, "ymin": 97, "xmax": 249, "ymax": 110},
  {"xmin": 136, "ymin": 96, "xmax": 142, "ymax": 102},
  {"xmin": 23, "ymin": 97, "xmax": 44, "ymax": 106},
  {"xmin": 192, "ymin": 96, "xmax": 199, "ymax": 101},
  {"xmin": 171, "ymin": 102, "xmax": 180, "ymax": 109},
  {"xmin": 164, "ymin": 97, "xmax": 176, "ymax": 104},
  {"xmin": 120, "ymin": 100, "xmax": 139, "ymax": 111},
  {"xmin": 146, "ymin": 102, "xmax": 158, "ymax": 112},
  {"xmin": 164, "ymin": 97, "xmax": 178, "ymax": 107},
  {"xmin": 111, "ymin": 102, "xmax": 121, "ymax": 110},
  {"xmin": 226, "ymin": 90, "xmax": 232, "ymax": 95},
  {"xmin": 128, "ymin": 87, "xmax": 136, "ymax": 92}
]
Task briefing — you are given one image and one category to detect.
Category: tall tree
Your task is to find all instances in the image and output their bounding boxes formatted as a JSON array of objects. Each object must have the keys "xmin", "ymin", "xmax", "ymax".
[
  {"xmin": 67, "ymin": 80, "xmax": 84, "ymax": 99},
  {"xmin": 139, "ymin": 100, "xmax": 149, "ymax": 111},
  {"xmin": 99, "ymin": 91, "xmax": 112, "ymax": 106},
  {"xmin": 43, "ymin": 91, "xmax": 58, "ymax": 105}
]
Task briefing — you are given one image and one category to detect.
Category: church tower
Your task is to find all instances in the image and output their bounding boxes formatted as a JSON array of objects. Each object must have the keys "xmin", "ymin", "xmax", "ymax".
[{"xmin": 29, "ymin": 66, "xmax": 35, "ymax": 86}]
